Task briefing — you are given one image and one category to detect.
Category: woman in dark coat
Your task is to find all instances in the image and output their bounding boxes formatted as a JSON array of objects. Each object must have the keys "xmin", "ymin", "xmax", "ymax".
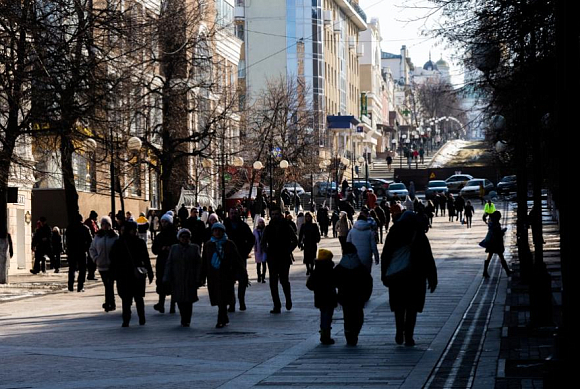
[
  {"xmin": 109, "ymin": 221, "xmax": 153, "ymax": 327},
  {"xmin": 482, "ymin": 211, "xmax": 511, "ymax": 278},
  {"xmin": 446, "ymin": 194, "xmax": 455, "ymax": 222},
  {"xmin": 306, "ymin": 249, "xmax": 338, "ymax": 345},
  {"xmin": 163, "ymin": 229, "xmax": 202, "ymax": 327},
  {"xmin": 334, "ymin": 242, "xmax": 373, "ymax": 346},
  {"xmin": 201, "ymin": 222, "xmax": 248, "ymax": 328},
  {"xmin": 299, "ymin": 212, "xmax": 321, "ymax": 275},
  {"xmin": 151, "ymin": 214, "xmax": 178, "ymax": 314},
  {"xmin": 381, "ymin": 211, "xmax": 437, "ymax": 346}
]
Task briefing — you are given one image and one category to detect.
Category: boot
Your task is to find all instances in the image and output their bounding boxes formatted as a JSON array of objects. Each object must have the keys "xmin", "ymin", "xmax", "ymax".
[
  {"xmin": 344, "ymin": 330, "xmax": 358, "ymax": 346},
  {"xmin": 483, "ymin": 259, "xmax": 491, "ymax": 278},
  {"xmin": 320, "ymin": 329, "xmax": 335, "ymax": 345},
  {"xmin": 169, "ymin": 299, "xmax": 176, "ymax": 314}
]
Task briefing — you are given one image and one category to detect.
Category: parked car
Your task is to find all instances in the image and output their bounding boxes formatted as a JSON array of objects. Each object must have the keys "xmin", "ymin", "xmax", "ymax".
[
  {"xmin": 283, "ymin": 182, "xmax": 305, "ymax": 197},
  {"xmin": 497, "ymin": 175, "xmax": 517, "ymax": 194},
  {"xmin": 386, "ymin": 183, "xmax": 409, "ymax": 200},
  {"xmin": 313, "ymin": 181, "xmax": 337, "ymax": 197},
  {"xmin": 460, "ymin": 179, "xmax": 495, "ymax": 198},
  {"xmin": 445, "ymin": 174, "xmax": 474, "ymax": 193},
  {"xmin": 368, "ymin": 178, "xmax": 391, "ymax": 197},
  {"xmin": 351, "ymin": 179, "xmax": 372, "ymax": 193},
  {"xmin": 425, "ymin": 180, "xmax": 449, "ymax": 199}
]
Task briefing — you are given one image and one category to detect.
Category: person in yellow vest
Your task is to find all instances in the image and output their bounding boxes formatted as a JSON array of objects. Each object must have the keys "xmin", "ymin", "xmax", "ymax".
[{"xmin": 483, "ymin": 200, "xmax": 496, "ymax": 223}]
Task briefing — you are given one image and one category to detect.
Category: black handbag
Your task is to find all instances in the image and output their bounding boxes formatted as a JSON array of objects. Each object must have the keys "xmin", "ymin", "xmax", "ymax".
[{"xmin": 125, "ymin": 240, "xmax": 147, "ymax": 280}]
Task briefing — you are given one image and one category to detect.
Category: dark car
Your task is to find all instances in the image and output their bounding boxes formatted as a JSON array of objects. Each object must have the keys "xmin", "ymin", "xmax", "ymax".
[
  {"xmin": 497, "ymin": 175, "xmax": 517, "ymax": 194},
  {"xmin": 369, "ymin": 178, "xmax": 391, "ymax": 197},
  {"xmin": 351, "ymin": 180, "xmax": 372, "ymax": 192},
  {"xmin": 425, "ymin": 180, "xmax": 449, "ymax": 199},
  {"xmin": 445, "ymin": 174, "xmax": 474, "ymax": 193}
]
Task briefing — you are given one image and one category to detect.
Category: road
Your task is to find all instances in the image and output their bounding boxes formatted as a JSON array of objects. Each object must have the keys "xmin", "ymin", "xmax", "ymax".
[{"xmin": 0, "ymin": 201, "xmax": 511, "ymax": 389}]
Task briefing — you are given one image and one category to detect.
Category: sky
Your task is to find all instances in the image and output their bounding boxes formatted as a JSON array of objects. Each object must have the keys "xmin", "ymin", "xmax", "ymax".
[{"xmin": 359, "ymin": 0, "xmax": 464, "ymax": 87}]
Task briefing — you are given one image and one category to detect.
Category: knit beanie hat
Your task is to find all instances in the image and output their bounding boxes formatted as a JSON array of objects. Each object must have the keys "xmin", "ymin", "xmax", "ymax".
[
  {"xmin": 317, "ymin": 249, "xmax": 333, "ymax": 261},
  {"xmin": 177, "ymin": 228, "xmax": 191, "ymax": 239},
  {"xmin": 161, "ymin": 213, "xmax": 173, "ymax": 224},
  {"xmin": 211, "ymin": 222, "xmax": 226, "ymax": 231},
  {"xmin": 100, "ymin": 216, "xmax": 112, "ymax": 227}
]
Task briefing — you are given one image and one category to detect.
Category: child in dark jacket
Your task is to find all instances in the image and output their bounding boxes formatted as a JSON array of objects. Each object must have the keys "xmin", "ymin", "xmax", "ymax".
[
  {"xmin": 334, "ymin": 242, "xmax": 373, "ymax": 346},
  {"xmin": 306, "ymin": 249, "xmax": 338, "ymax": 345}
]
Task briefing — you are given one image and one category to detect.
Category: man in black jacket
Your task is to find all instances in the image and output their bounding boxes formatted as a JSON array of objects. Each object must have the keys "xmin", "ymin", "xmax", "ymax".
[
  {"xmin": 185, "ymin": 208, "xmax": 207, "ymax": 247},
  {"xmin": 261, "ymin": 206, "xmax": 298, "ymax": 314},
  {"xmin": 66, "ymin": 214, "xmax": 93, "ymax": 292},
  {"xmin": 31, "ymin": 217, "xmax": 53, "ymax": 274},
  {"xmin": 224, "ymin": 208, "xmax": 255, "ymax": 311}
]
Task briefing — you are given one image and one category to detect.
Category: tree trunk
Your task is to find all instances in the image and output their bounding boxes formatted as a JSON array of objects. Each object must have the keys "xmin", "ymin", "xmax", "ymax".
[{"xmin": 60, "ymin": 133, "xmax": 80, "ymax": 225}]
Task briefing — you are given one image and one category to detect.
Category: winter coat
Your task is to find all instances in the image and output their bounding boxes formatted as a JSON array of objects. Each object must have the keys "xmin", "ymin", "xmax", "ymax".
[
  {"xmin": 201, "ymin": 239, "xmax": 247, "ymax": 306},
  {"xmin": 381, "ymin": 212, "xmax": 437, "ymax": 313},
  {"xmin": 253, "ymin": 227, "xmax": 267, "ymax": 263},
  {"xmin": 89, "ymin": 230, "xmax": 119, "ymax": 272},
  {"xmin": 261, "ymin": 219, "xmax": 298, "ymax": 268},
  {"xmin": 455, "ymin": 196, "xmax": 466, "ymax": 212},
  {"xmin": 51, "ymin": 232, "xmax": 63, "ymax": 254},
  {"xmin": 317, "ymin": 207, "xmax": 329, "ymax": 227},
  {"xmin": 447, "ymin": 197, "xmax": 456, "ymax": 215},
  {"xmin": 306, "ymin": 259, "xmax": 337, "ymax": 309},
  {"xmin": 32, "ymin": 224, "xmax": 52, "ymax": 254},
  {"xmin": 185, "ymin": 217, "xmax": 207, "ymax": 247},
  {"xmin": 336, "ymin": 217, "xmax": 352, "ymax": 238},
  {"xmin": 151, "ymin": 227, "xmax": 179, "ymax": 275},
  {"xmin": 109, "ymin": 234, "xmax": 153, "ymax": 299},
  {"xmin": 163, "ymin": 243, "xmax": 202, "ymax": 303},
  {"xmin": 334, "ymin": 253, "xmax": 373, "ymax": 307},
  {"xmin": 465, "ymin": 205, "xmax": 475, "ymax": 217},
  {"xmin": 346, "ymin": 220, "xmax": 379, "ymax": 272},
  {"xmin": 66, "ymin": 222, "xmax": 92, "ymax": 258},
  {"xmin": 224, "ymin": 218, "xmax": 255, "ymax": 259},
  {"xmin": 367, "ymin": 192, "xmax": 378, "ymax": 209},
  {"xmin": 299, "ymin": 222, "xmax": 321, "ymax": 264},
  {"xmin": 485, "ymin": 220, "xmax": 506, "ymax": 254}
]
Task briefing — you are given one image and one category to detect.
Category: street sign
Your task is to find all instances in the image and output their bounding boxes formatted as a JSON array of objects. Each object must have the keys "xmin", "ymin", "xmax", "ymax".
[{"xmin": 430, "ymin": 172, "xmax": 436, "ymax": 179}]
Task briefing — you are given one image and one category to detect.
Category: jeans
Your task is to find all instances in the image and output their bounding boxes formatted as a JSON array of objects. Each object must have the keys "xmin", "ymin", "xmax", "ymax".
[
  {"xmin": 177, "ymin": 302, "xmax": 193, "ymax": 325},
  {"xmin": 343, "ymin": 304, "xmax": 365, "ymax": 336},
  {"xmin": 68, "ymin": 254, "xmax": 87, "ymax": 291},
  {"xmin": 99, "ymin": 270, "xmax": 116, "ymax": 309},
  {"xmin": 267, "ymin": 261, "xmax": 291, "ymax": 309},
  {"xmin": 320, "ymin": 307, "xmax": 334, "ymax": 330},
  {"xmin": 122, "ymin": 296, "xmax": 145, "ymax": 325}
]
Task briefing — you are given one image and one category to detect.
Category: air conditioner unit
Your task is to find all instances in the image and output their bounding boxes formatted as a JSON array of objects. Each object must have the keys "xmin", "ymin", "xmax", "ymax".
[
  {"xmin": 333, "ymin": 22, "xmax": 341, "ymax": 33},
  {"xmin": 323, "ymin": 10, "xmax": 332, "ymax": 25},
  {"xmin": 357, "ymin": 43, "xmax": 364, "ymax": 57}
]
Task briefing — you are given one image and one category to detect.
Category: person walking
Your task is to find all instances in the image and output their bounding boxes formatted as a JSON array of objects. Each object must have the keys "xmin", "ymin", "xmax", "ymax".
[
  {"xmin": 464, "ymin": 200, "xmax": 475, "ymax": 228},
  {"xmin": 386, "ymin": 155, "xmax": 393, "ymax": 171},
  {"xmin": 185, "ymin": 207, "xmax": 207, "ymax": 248},
  {"xmin": 149, "ymin": 211, "xmax": 159, "ymax": 240},
  {"xmin": 261, "ymin": 206, "xmax": 298, "ymax": 314},
  {"xmin": 433, "ymin": 194, "xmax": 441, "ymax": 217},
  {"xmin": 163, "ymin": 229, "xmax": 202, "ymax": 327},
  {"xmin": 479, "ymin": 182, "xmax": 486, "ymax": 205},
  {"xmin": 409, "ymin": 182, "xmax": 416, "ymax": 200},
  {"xmin": 317, "ymin": 205, "xmax": 330, "ymax": 238},
  {"xmin": 224, "ymin": 208, "xmax": 255, "ymax": 312},
  {"xmin": 178, "ymin": 204, "xmax": 189, "ymax": 228},
  {"xmin": 403, "ymin": 195, "xmax": 414, "ymax": 212},
  {"xmin": 381, "ymin": 211, "xmax": 437, "ymax": 346},
  {"xmin": 299, "ymin": 212, "xmax": 321, "ymax": 276},
  {"xmin": 136, "ymin": 213, "xmax": 150, "ymax": 243},
  {"xmin": 346, "ymin": 213, "xmax": 379, "ymax": 272},
  {"xmin": 306, "ymin": 249, "xmax": 337, "ymax": 345},
  {"xmin": 84, "ymin": 211, "xmax": 99, "ymax": 280},
  {"xmin": 455, "ymin": 194, "xmax": 466, "ymax": 224},
  {"xmin": 31, "ymin": 217, "xmax": 53, "ymax": 274},
  {"xmin": 336, "ymin": 211, "xmax": 352, "ymax": 249},
  {"xmin": 480, "ymin": 211, "xmax": 512, "ymax": 278},
  {"xmin": 334, "ymin": 242, "xmax": 373, "ymax": 346},
  {"xmin": 447, "ymin": 194, "xmax": 456, "ymax": 222},
  {"xmin": 483, "ymin": 200, "xmax": 496, "ymax": 223},
  {"xmin": 253, "ymin": 217, "xmax": 267, "ymax": 283},
  {"xmin": 89, "ymin": 216, "xmax": 119, "ymax": 312},
  {"xmin": 201, "ymin": 222, "xmax": 248, "ymax": 328},
  {"xmin": 438, "ymin": 193, "xmax": 447, "ymax": 217},
  {"xmin": 425, "ymin": 200, "xmax": 435, "ymax": 228},
  {"xmin": 109, "ymin": 221, "xmax": 154, "ymax": 327},
  {"xmin": 374, "ymin": 205, "xmax": 386, "ymax": 244},
  {"xmin": 331, "ymin": 210, "xmax": 340, "ymax": 238},
  {"xmin": 152, "ymin": 213, "xmax": 178, "ymax": 314},
  {"xmin": 66, "ymin": 214, "xmax": 93, "ymax": 292},
  {"xmin": 51, "ymin": 227, "xmax": 63, "ymax": 273},
  {"xmin": 366, "ymin": 189, "xmax": 377, "ymax": 209}
]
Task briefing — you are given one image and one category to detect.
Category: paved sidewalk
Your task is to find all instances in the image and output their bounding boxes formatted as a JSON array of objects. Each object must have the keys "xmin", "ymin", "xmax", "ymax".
[{"xmin": 0, "ymin": 201, "xmax": 540, "ymax": 388}]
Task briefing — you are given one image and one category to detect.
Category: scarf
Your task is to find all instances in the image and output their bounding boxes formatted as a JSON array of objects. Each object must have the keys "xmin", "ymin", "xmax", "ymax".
[{"xmin": 210, "ymin": 233, "xmax": 228, "ymax": 269}]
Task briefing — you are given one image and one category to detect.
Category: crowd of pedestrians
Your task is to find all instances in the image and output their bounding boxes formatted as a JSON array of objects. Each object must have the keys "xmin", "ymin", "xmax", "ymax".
[{"xmin": 25, "ymin": 186, "xmax": 512, "ymax": 348}]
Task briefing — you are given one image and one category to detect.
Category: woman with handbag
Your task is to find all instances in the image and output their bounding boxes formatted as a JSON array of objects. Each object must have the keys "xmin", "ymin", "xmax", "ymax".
[
  {"xmin": 200, "ymin": 223, "xmax": 248, "ymax": 328},
  {"xmin": 381, "ymin": 211, "xmax": 437, "ymax": 346},
  {"xmin": 482, "ymin": 211, "xmax": 512, "ymax": 278},
  {"xmin": 109, "ymin": 221, "xmax": 153, "ymax": 327},
  {"xmin": 163, "ymin": 229, "xmax": 202, "ymax": 327}
]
